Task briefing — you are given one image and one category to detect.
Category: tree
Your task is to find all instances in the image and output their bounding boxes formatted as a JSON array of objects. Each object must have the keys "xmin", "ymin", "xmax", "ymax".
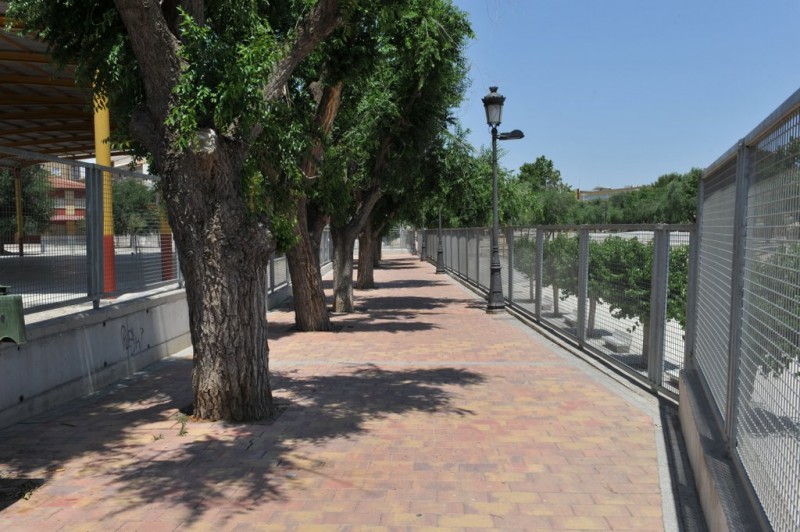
[
  {"xmin": 112, "ymin": 178, "xmax": 158, "ymax": 243},
  {"xmin": 322, "ymin": 0, "xmax": 471, "ymax": 313},
  {"xmin": 595, "ymin": 237, "xmax": 689, "ymax": 370},
  {"xmin": 743, "ymin": 243, "xmax": 800, "ymax": 377},
  {"xmin": 511, "ymin": 233, "xmax": 537, "ymax": 300},
  {"xmin": 434, "ymin": 140, "xmax": 493, "ymax": 229},
  {"xmin": 571, "ymin": 169, "xmax": 700, "ymax": 225},
  {"xmin": 0, "ymin": 166, "xmax": 52, "ymax": 253},
  {"xmin": 508, "ymin": 156, "xmax": 577, "ymax": 226},
  {"xmin": 10, "ymin": 0, "xmax": 344, "ymax": 421},
  {"xmin": 542, "ymin": 232, "xmax": 577, "ymax": 316},
  {"xmin": 517, "ymin": 156, "xmax": 562, "ymax": 191}
]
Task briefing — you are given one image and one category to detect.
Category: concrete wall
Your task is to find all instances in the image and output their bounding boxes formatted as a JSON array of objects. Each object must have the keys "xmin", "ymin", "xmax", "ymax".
[
  {"xmin": 678, "ymin": 369, "xmax": 766, "ymax": 531},
  {"xmin": 0, "ymin": 290, "xmax": 191, "ymax": 430}
]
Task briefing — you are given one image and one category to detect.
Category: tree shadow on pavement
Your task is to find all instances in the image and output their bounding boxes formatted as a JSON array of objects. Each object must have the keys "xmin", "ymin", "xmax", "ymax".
[{"xmin": 0, "ymin": 357, "xmax": 484, "ymax": 525}]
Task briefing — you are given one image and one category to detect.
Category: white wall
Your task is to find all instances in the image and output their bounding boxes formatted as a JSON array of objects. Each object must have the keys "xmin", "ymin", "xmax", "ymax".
[{"xmin": 0, "ymin": 290, "xmax": 190, "ymax": 429}]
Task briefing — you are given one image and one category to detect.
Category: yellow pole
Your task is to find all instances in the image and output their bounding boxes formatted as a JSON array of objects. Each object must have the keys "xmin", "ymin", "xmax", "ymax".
[
  {"xmin": 93, "ymin": 93, "xmax": 115, "ymax": 292},
  {"xmin": 14, "ymin": 168, "xmax": 23, "ymax": 257}
]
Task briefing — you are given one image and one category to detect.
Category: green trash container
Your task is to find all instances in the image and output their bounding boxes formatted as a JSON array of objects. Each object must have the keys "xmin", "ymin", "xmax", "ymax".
[{"xmin": 0, "ymin": 285, "xmax": 26, "ymax": 345}]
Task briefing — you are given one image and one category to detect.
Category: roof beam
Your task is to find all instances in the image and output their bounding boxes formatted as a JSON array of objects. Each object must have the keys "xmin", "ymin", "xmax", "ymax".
[
  {"xmin": 0, "ymin": 122, "xmax": 91, "ymax": 135},
  {"xmin": 0, "ymin": 74, "xmax": 79, "ymax": 87},
  {"xmin": 0, "ymin": 134, "xmax": 96, "ymax": 149},
  {"xmin": 0, "ymin": 94, "xmax": 87, "ymax": 105},
  {"xmin": 0, "ymin": 50, "xmax": 51, "ymax": 63},
  {"xmin": 0, "ymin": 109, "xmax": 89, "ymax": 120}
]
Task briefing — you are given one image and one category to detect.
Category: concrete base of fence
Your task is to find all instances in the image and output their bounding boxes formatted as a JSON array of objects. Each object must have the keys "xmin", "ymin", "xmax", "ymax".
[
  {"xmin": 0, "ymin": 277, "xmax": 301, "ymax": 430},
  {"xmin": 678, "ymin": 369, "xmax": 765, "ymax": 532},
  {"xmin": 0, "ymin": 289, "xmax": 191, "ymax": 430}
]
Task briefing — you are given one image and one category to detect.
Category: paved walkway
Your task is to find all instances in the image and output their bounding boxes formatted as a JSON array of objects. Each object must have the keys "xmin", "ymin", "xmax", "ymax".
[{"xmin": 0, "ymin": 255, "xmax": 677, "ymax": 530}]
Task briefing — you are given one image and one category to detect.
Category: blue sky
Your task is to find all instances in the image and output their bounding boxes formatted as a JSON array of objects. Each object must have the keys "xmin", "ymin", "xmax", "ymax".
[{"xmin": 453, "ymin": 0, "xmax": 800, "ymax": 191}]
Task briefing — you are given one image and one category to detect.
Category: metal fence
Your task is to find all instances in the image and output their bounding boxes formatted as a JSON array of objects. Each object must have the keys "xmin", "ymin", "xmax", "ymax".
[
  {"xmin": 693, "ymin": 89, "xmax": 800, "ymax": 532},
  {"xmin": 0, "ymin": 147, "xmax": 311, "ymax": 315},
  {"xmin": 419, "ymin": 224, "xmax": 694, "ymax": 398}
]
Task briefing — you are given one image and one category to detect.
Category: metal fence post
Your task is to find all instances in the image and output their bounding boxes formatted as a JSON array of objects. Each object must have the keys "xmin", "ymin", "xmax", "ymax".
[
  {"xmin": 456, "ymin": 230, "xmax": 461, "ymax": 275},
  {"xmin": 175, "ymin": 236, "xmax": 184, "ymax": 288},
  {"xmin": 577, "ymin": 229, "xmax": 589, "ymax": 346},
  {"xmin": 535, "ymin": 228, "xmax": 544, "ymax": 321},
  {"xmin": 85, "ymin": 166, "xmax": 104, "ymax": 308},
  {"xmin": 269, "ymin": 253, "xmax": 276, "ymax": 292},
  {"xmin": 647, "ymin": 227, "xmax": 670, "ymax": 387},
  {"xmin": 683, "ymin": 225, "xmax": 700, "ymax": 368},
  {"xmin": 507, "ymin": 228, "xmax": 514, "ymax": 304},
  {"xmin": 476, "ymin": 229, "xmax": 480, "ymax": 286},
  {"xmin": 725, "ymin": 140, "xmax": 751, "ymax": 450}
]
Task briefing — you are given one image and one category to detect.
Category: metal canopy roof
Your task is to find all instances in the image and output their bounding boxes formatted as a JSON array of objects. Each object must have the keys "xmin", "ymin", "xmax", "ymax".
[{"xmin": 0, "ymin": 2, "xmax": 99, "ymax": 160}]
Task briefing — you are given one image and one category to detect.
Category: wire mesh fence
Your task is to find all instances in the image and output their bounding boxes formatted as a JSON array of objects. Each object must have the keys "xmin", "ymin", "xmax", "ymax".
[
  {"xmin": 417, "ymin": 223, "xmax": 693, "ymax": 398},
  {"xmin": 692, "ymin": 89, "xmax": 800, "ymax": 531},
  {"xmin": 0, "ymin": 147, "xmax": 311, "ymax": 316}
]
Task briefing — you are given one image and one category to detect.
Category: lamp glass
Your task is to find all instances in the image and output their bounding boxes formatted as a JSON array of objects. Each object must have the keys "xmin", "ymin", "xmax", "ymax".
[{"xmin": 482, "ymin": 86, "xmax": 505, "ymax": 127}]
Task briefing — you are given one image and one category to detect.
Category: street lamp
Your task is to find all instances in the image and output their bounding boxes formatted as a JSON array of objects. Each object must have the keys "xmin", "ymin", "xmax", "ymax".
[{"xmin": 482, "ymin": 86, "xmax": 524, "ymax": 313}]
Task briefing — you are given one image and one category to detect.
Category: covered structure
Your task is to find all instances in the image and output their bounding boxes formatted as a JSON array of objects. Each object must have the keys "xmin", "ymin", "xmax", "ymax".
[{"xmin": 0, "ymin": 1, "xmax": 102, "ymax": 158}]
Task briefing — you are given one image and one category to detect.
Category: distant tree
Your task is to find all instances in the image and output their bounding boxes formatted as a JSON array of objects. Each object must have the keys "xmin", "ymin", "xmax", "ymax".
[
  {"xmin": 517, "ymin": 156, "xmax": 562, "ymax": 191},
  {"xmin": 112, "ymin": 179, "xmax": 159, "ymax": 241},
  {"xmin": 542, "ymin": 232, "xmax": 577, "ymax": 316},
  {"xmin": 512, "ymin": 233, "xmax": 537, "ymax": 300},
  {"xmin": 571, "ymin": 169, "xmax": 700, "ymax": 224},
  {"xmin": 510, "ymin": 157, "xmax": 578, "ymax": 226},
  {"xmin": 743, "ymin": 243, "xmax": 800, "ymax": 377},
  {"xmin": 0, "ymin": 167, "xmax": 52, "ymax": 252},
  {"xmin": 597, "ymin": 236, "xmax": 689, "ymax": 370}
]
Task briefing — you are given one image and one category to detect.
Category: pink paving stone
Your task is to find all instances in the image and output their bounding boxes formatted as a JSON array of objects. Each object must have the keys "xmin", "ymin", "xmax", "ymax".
[{"xmin": 0, "ymin": 255, "xmax": 671, "ymax": 531}]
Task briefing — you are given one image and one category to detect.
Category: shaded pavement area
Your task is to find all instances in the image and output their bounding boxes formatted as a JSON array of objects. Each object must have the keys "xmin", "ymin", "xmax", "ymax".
[{"xmin": 0, "ymin": 255, "xmax": 680, "ymax": 530}]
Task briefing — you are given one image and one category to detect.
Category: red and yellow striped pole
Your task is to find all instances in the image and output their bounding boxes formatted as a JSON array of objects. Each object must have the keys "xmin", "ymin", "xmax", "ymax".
[{"xmin": 93, "ymin": 94, "xmax": 115, "ymax": 293}]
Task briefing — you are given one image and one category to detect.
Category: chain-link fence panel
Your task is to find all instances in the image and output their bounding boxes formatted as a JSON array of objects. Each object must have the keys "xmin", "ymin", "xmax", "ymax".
[
  {"xmin": 736, "ymin": 109, "xmax": 800, "ymax": 532},
  {"xmin": 0, "ymin": 158, "xmax": 88, "ymax": 311},
  {"xmin": 109, "ymin": 172, "xmax": 176, "ymax": 295},
  {"xmin": 694, "ymin": 157, "xmax": 738, "ymax": 419}
]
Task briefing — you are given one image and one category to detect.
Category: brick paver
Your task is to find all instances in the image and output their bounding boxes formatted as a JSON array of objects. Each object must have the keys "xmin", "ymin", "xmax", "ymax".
[{"xmin": 0, "ymin": 255, "xmax": 673, "ymax": 530}]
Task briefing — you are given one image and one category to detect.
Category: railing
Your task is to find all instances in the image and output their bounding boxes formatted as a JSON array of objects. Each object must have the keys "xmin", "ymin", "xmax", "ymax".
[
  {"xmin": 0, "ymin": 147, "xmax": 326, "ymax": 314},
  {"xmin": 693, "ymin": 89, "xmax": 800, "ymax": 532},
  {"xmin": 419, "ymin": 224, "xmax": 694, "ymax": 399}
]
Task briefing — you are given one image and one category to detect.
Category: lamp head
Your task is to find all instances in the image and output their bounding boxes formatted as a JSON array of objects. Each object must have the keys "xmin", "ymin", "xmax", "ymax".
[{"xmin": 482, "ymin": 86, "xmax": 505, "ymax": 127}]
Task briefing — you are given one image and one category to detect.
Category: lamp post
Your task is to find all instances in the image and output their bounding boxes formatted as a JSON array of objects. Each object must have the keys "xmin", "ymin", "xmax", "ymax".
[
  {"xmin": 482, "ymin": 86, "xmax": 523, "ymax": 313},
  {"xmin": 436, "ymin": 208, "xmax": 445, "ymax": 273}
]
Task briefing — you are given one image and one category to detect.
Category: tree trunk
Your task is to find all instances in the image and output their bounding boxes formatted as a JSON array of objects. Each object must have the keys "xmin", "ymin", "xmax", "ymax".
[
  {"xmin": 286, "ymin": 197, "xmax": 331, "ymax": 331},
  {"xmin": 373, "ymin": 239, "xmax": 381, "ymax": 268},
  {"xmin": 162, "ymin": 149, "xmax": 274, "ymax": 422},
  {"xmin": 356, "ymin": 221, "xmax": 377, "ymax": 289},
  {"xmin": 331, "ymin": 225, "xmax": 356, "ymax": 312},
  {"xmin": 587, "ymin": 297, "xmax": 598, "ymax": 337},
  {"xmin": 552, "ymin": 285, "xmax": 560, "ymax": 315},
  {"xmin": 105, "ymin": 0, "xmax": 343, "ymax": 422},
  {"xmin": 529, "ymin": 263, "xmax": 535, "ymax": 300},
  {"xmin": 183, "ymin": 244, "xmax": 273, "ymax": 421}
]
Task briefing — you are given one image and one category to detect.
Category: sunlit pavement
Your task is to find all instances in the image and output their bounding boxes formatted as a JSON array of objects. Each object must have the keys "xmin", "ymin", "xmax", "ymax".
[{"xmin": 0, "ymin": 254, "xmax": 676, "ymax": 530}]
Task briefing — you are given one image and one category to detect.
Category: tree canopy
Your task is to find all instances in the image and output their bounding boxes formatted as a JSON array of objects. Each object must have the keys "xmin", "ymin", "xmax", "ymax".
[{"xmin": 0, "ymin": 167, "xmax": 52, "ymax": 244}]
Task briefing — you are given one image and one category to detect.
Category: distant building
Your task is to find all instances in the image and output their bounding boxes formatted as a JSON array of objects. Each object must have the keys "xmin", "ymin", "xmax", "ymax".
[
  {"xmin": 576, "ymin": 185, "xmax": 642, "ymax": 202},
  {"xmin": 49, "ymin": 176, "xmax": 85, "ymax": 235}
]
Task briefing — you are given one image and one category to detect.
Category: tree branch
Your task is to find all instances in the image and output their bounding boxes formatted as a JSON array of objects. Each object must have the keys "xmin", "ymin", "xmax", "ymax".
[
  {"xmin": 250, "ymin": 0, "xmax": 341, "ymax": 140},
  {"xmin": 301, "ymin": 81, "xmax": 343, "ymax": 179},
  {"xmin": 263, "ymin": 0, "xmax": 340, "ymax": 101},
  {"xmin": 113, "ymin": 0, "xmax": 183, "ymax": 128}
]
